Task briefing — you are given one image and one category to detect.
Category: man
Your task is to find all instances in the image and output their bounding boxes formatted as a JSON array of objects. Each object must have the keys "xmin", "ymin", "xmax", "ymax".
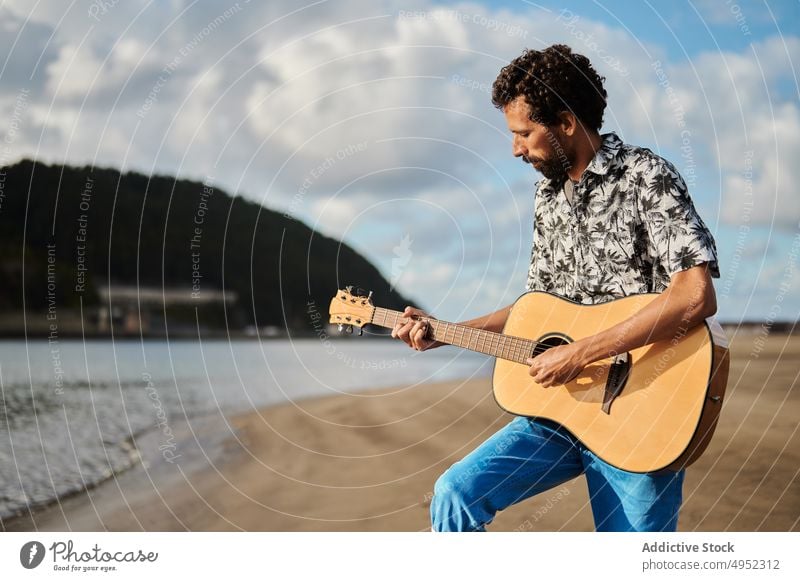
[{"xmin": 391, "ymin": 44, "xmax": 724, "ymax": 532}]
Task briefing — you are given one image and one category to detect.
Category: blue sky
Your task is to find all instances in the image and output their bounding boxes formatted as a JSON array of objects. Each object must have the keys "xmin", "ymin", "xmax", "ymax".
[
  {"xmin": 1, "ymin": 0, "xmax": 798, "ymax": 325},
  {"xmin": 456, "ymin": 0, "xmax": 798, "ymax": 57}
]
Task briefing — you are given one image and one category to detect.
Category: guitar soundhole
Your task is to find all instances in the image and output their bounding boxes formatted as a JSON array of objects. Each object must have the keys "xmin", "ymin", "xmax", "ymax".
[{"xmin": 533, "ymin": 334, "xmax": 572, "ymax": 357}]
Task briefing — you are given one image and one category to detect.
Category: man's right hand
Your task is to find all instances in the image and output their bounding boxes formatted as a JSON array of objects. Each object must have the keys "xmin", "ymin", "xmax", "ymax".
[{"xmin": 391, "ymin": 306, "xmax": 443, "ymax": 351}]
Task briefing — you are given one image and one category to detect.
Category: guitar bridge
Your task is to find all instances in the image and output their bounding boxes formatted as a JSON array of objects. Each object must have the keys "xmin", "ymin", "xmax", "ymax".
[{"xmin": 602, "ymin": 352, "xmax": 631, "ymax": 415}]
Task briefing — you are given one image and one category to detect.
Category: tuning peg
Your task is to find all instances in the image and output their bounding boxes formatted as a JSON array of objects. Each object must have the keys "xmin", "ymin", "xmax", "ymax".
[
  {"xmin": 358, "ymin": 327, "xmax": 364, "ymax": 336},
  {"xmin": 367, "ymin": 291, "xmax": 373, "ymax": 301},
  {"xmin": 345, "ymin": 325, "xmax": 353, "ymax": 334},
  {"xmin": 346, "ymin": 285, "xmax": 354, "ymax": 293},
  {"xmin": 338, "ymin": 324, "xmax": 344, "ymax": 332}
]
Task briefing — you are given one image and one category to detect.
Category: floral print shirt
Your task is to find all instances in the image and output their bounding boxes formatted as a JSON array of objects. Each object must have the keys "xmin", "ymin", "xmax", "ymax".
[{"xmin": 526, "ymin": 132, "xmax": 720, "ymax": 306}]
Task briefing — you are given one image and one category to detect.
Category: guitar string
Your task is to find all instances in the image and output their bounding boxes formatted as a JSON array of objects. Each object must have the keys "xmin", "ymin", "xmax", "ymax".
[
  {"xmin": 373, "ymin": 307, "xmax": 552, "ymax": 362},
  {"xmin": 378, "ymin": 308, "xmax": 545, "ymax": 360}
]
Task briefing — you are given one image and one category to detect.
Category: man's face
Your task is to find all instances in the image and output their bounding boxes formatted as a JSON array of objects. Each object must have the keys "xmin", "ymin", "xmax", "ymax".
[{"xmin": 503, "ymin": 96, "xmax": 574, "ymax": 181}]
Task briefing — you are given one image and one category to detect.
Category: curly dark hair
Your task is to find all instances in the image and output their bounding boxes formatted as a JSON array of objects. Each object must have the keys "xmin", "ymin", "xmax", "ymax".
[{"xmin": 492, "ymin": 44, "xmax": 607, "ymax": 131}]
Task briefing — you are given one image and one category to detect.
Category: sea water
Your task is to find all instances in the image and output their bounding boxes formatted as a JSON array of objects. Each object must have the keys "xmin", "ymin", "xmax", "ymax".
[{"xmin": 0, "ymin": 338, "xmax": 490, "ymax": 518}]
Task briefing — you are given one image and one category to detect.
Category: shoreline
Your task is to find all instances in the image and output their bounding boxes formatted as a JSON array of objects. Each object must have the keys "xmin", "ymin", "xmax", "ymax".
[
  {"xmin": 3, "ymin": 377, "xmax": 528, "ymax": 531},
  {"xmin": 0, "ymin": 436, "xmax": 141, "ymax": 523},
  {"xmin": 3, "ymin": 335, "xmax": 799, "ymax": 531}
]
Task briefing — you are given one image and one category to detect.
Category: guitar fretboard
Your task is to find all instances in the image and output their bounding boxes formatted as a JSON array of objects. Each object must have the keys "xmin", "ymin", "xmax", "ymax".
[{"xmin": 371, "ymin": 307, "xmax": 548, "ymax": 364}]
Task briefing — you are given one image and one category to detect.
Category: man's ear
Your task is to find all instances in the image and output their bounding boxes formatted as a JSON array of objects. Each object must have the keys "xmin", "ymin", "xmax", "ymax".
[{"xmin": 556, "ymin": 111, "xmax": 578, "ymax": 136}]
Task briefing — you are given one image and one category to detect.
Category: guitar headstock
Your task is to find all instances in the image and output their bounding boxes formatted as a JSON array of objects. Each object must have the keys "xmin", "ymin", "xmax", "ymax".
[{"xmin": 329, "ymin": 286, "xmax": 375, "ymax": 335}]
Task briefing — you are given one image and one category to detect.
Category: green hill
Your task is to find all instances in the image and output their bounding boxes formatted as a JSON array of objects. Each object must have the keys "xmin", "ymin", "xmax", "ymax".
[{"xmin": 0, "ymin": 159, "xmax": 412, "ymax": 335}]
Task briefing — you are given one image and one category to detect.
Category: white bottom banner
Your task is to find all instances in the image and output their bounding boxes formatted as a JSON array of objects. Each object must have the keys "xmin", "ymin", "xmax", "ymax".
[{"xmin": 1, "ymin": 532, "xmax": 796, "ymax": 579}]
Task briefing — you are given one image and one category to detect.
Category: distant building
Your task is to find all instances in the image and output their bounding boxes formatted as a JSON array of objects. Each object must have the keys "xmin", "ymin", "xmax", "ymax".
[{"xmin": 96, "ymin": 285, "xmax": 238, "ymax": 334}]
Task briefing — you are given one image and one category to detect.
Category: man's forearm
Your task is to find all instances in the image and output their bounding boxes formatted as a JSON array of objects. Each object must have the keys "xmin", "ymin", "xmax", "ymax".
[{"xmin": 576, "ymin": 267, "xmax": 716, "ymax": 365}]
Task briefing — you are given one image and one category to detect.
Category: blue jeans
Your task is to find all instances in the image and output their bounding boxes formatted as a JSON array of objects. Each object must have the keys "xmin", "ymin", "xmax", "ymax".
[{"xmin": 430, "ymin": 416, "xmax": 684, "ymax": 532}]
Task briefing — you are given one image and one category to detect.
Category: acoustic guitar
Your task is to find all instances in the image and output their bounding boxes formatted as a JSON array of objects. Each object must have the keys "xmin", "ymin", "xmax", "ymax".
[{"xmin": 329, "ymin": 287, "xmax": 729, "ymax": 473}]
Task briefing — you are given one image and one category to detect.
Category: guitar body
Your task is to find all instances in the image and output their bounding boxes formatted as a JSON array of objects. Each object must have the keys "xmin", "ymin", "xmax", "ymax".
[{"xmin": 493, "ymin": 292, "xmax": 729, "ymax": 473}]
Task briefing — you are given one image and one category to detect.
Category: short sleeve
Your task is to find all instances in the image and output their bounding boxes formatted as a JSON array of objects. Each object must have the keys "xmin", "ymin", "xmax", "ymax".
[
  {"xmin": 636, "ymin": 156, "xmax": 720, "ymax": 279},
  {"xmin": 526, "ymin": 182, "xmax": 552, "ymax": 292},
  {"xmin": 525, "ymin": 254, "xmax": 534, "ymax": 291}
]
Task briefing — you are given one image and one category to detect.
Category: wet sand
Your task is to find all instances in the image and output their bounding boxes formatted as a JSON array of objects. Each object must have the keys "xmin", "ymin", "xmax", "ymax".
[{"xmin": 4, "ymin": 333, "xmax": 799, "ymax": 531}]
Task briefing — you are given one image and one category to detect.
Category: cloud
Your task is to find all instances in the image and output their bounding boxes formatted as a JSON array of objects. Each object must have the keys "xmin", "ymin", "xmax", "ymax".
[
  {"xmin": 639, "ymin": 36, "xmax": 800, "ymax": 229},
  {"xmin": 0, "ymin": 0, "xmax": 797, "ymax": 321},
  {"xmin": 0, "ymin": 11, "xmax": 59, "ymax": 95}
]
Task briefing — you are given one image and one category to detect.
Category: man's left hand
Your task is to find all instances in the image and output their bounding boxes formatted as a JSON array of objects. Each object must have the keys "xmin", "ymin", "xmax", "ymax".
[{"xmin": 526, "ymin": 341, "xmax": 589, "ymax": 387}]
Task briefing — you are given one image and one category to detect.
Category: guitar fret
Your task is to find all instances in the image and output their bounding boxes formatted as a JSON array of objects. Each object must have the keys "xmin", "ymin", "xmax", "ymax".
[{"xmin": 365, "ymin": 307, "xmax": 539, "ymax": 364}]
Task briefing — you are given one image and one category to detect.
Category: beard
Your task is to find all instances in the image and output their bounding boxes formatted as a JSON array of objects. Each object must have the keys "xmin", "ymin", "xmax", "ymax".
[
  {"xmin": 526, "ymin": 156, "xmax": 570, "ymax": 181},
  {"xmin": 523, "ymin": 133, "xmax": 575, "ymax": 181}
]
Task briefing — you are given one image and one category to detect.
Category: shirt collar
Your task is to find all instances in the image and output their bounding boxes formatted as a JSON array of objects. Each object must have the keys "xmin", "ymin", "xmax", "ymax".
[{"xmin": 584, "ymin": 132, "xmax": 623, "ymax": 176}]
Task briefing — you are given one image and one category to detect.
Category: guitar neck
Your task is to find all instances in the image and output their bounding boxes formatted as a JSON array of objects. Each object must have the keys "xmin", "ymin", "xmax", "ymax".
[{"xmin": 371, "ymin": 307, "xmax": 540, "ymax": 364}]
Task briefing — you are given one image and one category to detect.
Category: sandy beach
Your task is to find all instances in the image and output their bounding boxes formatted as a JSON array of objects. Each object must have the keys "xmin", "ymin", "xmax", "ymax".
[{"xmin": 4, "ymin": 333, "xmax": 799, "ymax": 532}]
